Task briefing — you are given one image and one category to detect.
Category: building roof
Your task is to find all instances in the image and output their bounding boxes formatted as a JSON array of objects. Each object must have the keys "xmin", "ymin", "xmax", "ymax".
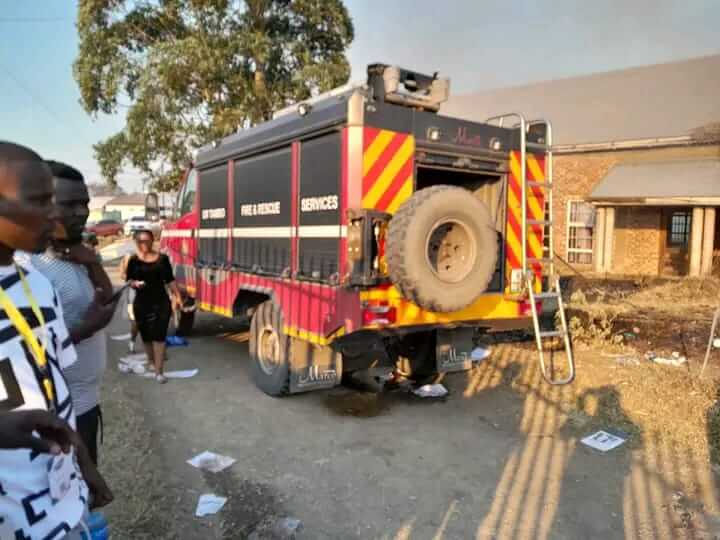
[
  {"xmin": 88, "ymin": 196, "xmax": 113, "ymax": 211},
  {"xmin": 442, "ymin": 55, "xmax": 720, "ymax": 145},
  {"xmin": 106, "ymin": 193, "xmax": 147, "ymax": 206},
  {"xmin": 589, "ymin": 159, "xmax": 720, "ymax": 203}
]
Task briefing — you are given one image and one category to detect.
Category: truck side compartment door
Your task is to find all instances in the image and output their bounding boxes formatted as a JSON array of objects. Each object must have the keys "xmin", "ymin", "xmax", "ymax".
[
  {"xmin": 198, "ymin": 163, "xmax": 229, "ymax": 266},
  {"xmin": 232, "ymin": 148, "xmax": 292, "ymax": 276},
  {"xmin": 298, "ymin": 132, "xmax": 342, "ymax": 281}
]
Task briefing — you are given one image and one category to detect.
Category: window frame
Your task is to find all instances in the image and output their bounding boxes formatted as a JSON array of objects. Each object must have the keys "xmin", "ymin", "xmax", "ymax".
[
  {"xmin": 179, "ymin": 168, "xmax": 198, "ymax": 217},
  {"xmin": 667, "ymin": 210, "xmax": 692, "ymax": 247},
  {"xmin": 566, "ymin": 200, "xmax": 595, "ymax": 265}
]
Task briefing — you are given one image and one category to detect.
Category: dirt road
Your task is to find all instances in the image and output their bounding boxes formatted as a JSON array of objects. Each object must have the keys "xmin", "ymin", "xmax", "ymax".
[{"xmin": 99, "ymin": 290, "xmax": 720, "ymax": 538}]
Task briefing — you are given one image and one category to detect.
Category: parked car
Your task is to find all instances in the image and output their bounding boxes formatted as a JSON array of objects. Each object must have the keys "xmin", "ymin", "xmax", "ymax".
[
  {"xmin": 81, "ymin": 230, "xmax": 99, "ymax": 251},
  {"xmin": 124, "ymin": 215, "xmax": 161, "ymax": 236},
  {"xmin": 87, "ymin": 219, "xmax": 123, "ymax": 237}
]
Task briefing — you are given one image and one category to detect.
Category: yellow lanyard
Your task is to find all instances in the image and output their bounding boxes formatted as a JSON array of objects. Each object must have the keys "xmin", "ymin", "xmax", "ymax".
[{"xmin": 0, "ymin": 266, "xmax": 54, "ymax": 408}]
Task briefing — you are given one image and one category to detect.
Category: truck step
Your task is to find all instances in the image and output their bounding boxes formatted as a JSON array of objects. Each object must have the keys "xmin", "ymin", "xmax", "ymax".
[
  {"xmin": 527, "ymin": 219, "xmax": 552, "ymax": 226},
  {"xmin": 533, "ymin": 292, "xmax": 560, "ymax": 300},
  {"xmin": 539, "ymin": 330, "xmax": 564, "ymax": 339},
  {"xmin": 527, "ymin": 180, "xmax": 552, "ymax": 189},
  {"xmin": 527, "ymin": 257, "xmax": 553, "ymax": 266}
]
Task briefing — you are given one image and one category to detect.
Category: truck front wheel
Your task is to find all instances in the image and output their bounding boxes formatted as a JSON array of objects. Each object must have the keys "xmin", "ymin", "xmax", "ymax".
[{"xmin": 249, "ymin": 301, "xmax": 291, "ymax": 396}]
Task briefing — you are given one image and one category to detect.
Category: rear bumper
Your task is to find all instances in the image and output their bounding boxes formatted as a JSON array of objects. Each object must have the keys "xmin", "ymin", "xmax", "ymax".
[{"xmin": 358, "ymin": 289, "xmax": 526, "ymax": 329}]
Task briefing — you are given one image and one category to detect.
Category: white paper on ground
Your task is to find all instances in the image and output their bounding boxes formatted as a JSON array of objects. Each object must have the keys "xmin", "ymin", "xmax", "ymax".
[
  {"xmin": 119, "ymin": 353, "xmax": 148, "ymax": 367},
  {"xmin": 581, "ymin": 430, "xmax": 626, "ymax": 452},
  {"xmin": 470, "ymin": 347, "xmax": 491, "ymax": 361},
  {"xmin": 110, "ymin": 333, "xmax": 132, "ymax": 341},
  {"xmin": 412, "ymin": 383, "xmax": 448, "ymax": 398},
  {"xmin": 165, "ymin": 369, "xmax": 199, "ymax": 379},
  {"xmin": 117, "ymin": 362, "xmax": 131, "ymax": 374},
  {"xmin": 652, "ymin": 355, "xmax": 687, "ymax": 367},
  {"xmin": 195, "ymin": 494, "xmax": 227, "ymax": 517},
  {"xmin": 187, "ymin": 451, "xmax": 236, "ymax": 473}
]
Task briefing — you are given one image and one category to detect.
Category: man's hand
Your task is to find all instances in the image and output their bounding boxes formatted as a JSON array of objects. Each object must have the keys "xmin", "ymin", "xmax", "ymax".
[
  {"xmin": 63, "ymin": 244, "xmax": 100, "ymax": 266},
  {"xmin": 83, "ymin": 462, "xmax": 114, "ymax": 509},
  {"xmin": 0, "ymin": 410, "xmax": 73, "ymax": 455},
  {"xmin": 65, "ymin": 428, "xmax": 114, "ymax": 509},
  {"xmin": 84, "ymin": 291, "xmax": 118, "ymax": 328},
  {"xmin": 129, "ymin": 280, "xmax": 145, "ymax": 289},
  {"xmin": 71, "ymin": 291, "xmax": 119, "ymax": 343}
]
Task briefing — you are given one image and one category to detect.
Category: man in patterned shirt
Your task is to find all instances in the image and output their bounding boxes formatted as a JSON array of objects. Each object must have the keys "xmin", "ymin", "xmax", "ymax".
[{"xmin": 0, "ymin": 142, "xmax": 112, "ymax": 539}]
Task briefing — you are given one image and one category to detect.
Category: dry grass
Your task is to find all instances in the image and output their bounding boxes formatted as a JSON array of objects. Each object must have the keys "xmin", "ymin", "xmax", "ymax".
[
  {"xmin": 567, "ymin": 276, "xmax": 720, "ymax": 321},
  {"xmin": 464, "ymin": 341, "xmax": 719, "ymax": 463}
]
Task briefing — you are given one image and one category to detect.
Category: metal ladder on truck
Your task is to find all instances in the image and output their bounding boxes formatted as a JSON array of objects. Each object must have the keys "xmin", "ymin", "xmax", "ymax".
[{"xmin": 487, "ymin": 114, "xmax": 575, "ymax": 385}]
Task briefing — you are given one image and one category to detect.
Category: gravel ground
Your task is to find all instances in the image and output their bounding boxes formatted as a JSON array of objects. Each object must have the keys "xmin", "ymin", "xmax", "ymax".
[{"xmin": 95, "ymin": 261, "xmax": 720, "ymax": 539}]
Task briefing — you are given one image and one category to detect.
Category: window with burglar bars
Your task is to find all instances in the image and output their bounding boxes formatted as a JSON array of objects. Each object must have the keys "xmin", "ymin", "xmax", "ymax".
[
  {"xmin": 668, "ymin": 211, "xmax": 691, "ymax": 246},
  {"xmin": 566, "ymin": 200, "xmax": 595, "ymax": 264}
]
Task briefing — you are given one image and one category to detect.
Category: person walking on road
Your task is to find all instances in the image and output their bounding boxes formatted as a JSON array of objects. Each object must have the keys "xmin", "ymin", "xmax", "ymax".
[
  {"xmin": 0, "ymin": 142, "xmax": 112, "ymax": 539},
  {"xmin": 125, "ymin": 229, "xmax": 181, "ymax": 383},
  {"xmin": 20, "ymin": 161, "xmax": 118, "ymax": 465},
  {"xmin": 120, "ymin": 252, "xmax": 140, "ymax": 352}
]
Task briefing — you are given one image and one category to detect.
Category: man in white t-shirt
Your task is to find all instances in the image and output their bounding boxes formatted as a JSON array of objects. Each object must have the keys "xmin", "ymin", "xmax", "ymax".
[{"xmin": 0, "ymin": 142, "xmax": 112, "ymax": 539}]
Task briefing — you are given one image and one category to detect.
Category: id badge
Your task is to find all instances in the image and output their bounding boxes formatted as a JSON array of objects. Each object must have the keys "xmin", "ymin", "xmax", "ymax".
[{"xmin": 47, "ymin": 453, "xmax": 74, "ymax": 503}]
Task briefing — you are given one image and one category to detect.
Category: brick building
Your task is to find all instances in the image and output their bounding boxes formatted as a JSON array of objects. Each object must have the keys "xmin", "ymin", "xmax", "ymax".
[{"xmin": 444, "ymin": 55, "xmax": 720, "ymax": 277}]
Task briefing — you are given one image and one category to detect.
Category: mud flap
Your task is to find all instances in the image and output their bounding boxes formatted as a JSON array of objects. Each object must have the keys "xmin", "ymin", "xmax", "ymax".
[
  {"xmin": 289, "ymin": 338, "xmax": 343, "ymax": 393},
  {"xmin": 436, "ymin": 328, "xmax": 474, "ymax": 373}
]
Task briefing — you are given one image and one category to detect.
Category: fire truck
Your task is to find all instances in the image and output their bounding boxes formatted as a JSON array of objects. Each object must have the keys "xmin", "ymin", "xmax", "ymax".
[{"xmin": 158, "ymin": 64, "xmax": 574, "ymax": 396}]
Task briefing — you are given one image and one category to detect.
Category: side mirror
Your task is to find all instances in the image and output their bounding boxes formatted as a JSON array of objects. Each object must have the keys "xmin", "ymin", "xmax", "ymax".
[{"xmin": 145, "ymin": 192, "xmax": 160, "ymax": 221}]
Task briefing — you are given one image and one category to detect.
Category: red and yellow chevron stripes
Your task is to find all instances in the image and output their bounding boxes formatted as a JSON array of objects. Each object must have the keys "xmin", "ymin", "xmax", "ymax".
[
  {"xmin": 362, "ymin": 128, "xmax": 415, "ymax": 213},
  {"xmin": 506, "ymin": 151, "xmax": 547, "ymax": 285}
]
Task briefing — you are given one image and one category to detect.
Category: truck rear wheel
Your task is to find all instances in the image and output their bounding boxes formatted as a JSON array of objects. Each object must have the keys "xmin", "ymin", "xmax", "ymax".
[
  {"xmin": 386, "ymin": 185, "xmax": 498, "ymax": 313},
  {"xmin": 249, "ymin": 301, "xmax": 290, "ymax": 396}
]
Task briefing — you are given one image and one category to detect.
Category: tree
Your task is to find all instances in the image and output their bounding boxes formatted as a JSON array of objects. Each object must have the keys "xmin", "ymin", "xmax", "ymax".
[
  {"xmin": 74, "ymin": 0, "xmax": 354, "ymax": 191},
  {"xmin": 87, "ymin": 182, "xmax": 126, "ymax": 197}
]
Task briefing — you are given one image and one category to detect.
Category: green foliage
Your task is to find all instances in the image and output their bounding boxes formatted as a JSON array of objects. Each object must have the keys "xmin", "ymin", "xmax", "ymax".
[{"xmin": 74, "ymin": 0, "xmax": 354, "ymax": 191}]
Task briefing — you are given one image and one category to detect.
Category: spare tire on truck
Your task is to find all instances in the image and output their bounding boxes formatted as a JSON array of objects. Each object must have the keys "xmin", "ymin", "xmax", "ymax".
[{"xmin": 386, "ymin": 185, "xmax": 498, "ymax": 313}]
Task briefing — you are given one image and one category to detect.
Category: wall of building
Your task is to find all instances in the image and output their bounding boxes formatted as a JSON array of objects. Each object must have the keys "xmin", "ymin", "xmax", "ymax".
[
  {"xmin": 553, "ymin": 143, "xmax": 720, "ymax": 274},
  {"xmin": 104, "ymin": 204, "xmax": 145, "ymax": 221},
  {"xmin": 613, "ymin": 207, "xmax": 663, "ymax": 275}
]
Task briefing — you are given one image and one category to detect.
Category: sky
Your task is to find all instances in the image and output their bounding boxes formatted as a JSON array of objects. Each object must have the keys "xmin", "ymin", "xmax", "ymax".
[{"xmin": 2, "ymin": 0, "xmax": 719, "ymax": 193}]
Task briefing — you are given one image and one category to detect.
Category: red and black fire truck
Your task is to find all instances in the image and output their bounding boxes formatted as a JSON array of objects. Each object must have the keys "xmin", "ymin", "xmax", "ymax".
[{"xmin": 158, "ymin": 63, "xmax": 572, "ymax": 396}]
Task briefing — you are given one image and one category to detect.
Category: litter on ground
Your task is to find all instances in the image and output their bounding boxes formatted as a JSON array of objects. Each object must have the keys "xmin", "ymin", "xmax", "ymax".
[
  {"xmin": 195, "ymin": 494, "xmax": 227, "ymax": 517},
  {"xmin": 110, "ymin": 333, "xmax": 132, "ymax": 341},
  {"xmin": 166, "ymin": 335, "xmax": 189, "ymax": 347},
  {"xmin": 649, "ymin": 351, "xmax": 688, "ymax": 367},
  {"xmin": 165, "ymin": 369, "xmax": 199, "ymax": 379},
  {"xmin": 412, "ymin": 383, "xmax": 448, "ymax": 398},
  {"xmin": 470, "ymin": 347, "xmax": 491, "ymax": 362},
  {"xmin": 581, "ymin": 430, "xmax": 627, "ymax": 452},
  {"xmin": 187, "ymin": 451, "xmax": 236, "ymax": 473},
  {"xmin": 119, "ymin": 353, "xmax": 148, "ymax": 366}
]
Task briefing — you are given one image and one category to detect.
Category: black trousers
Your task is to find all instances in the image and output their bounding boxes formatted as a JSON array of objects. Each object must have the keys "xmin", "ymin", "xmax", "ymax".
[{"xmin": 76, "ymin": 405, "xmax": 102, "ymax": 465}]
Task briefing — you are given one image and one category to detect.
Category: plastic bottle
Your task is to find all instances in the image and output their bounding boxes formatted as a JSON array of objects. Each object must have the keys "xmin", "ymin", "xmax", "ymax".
[{"xmin": 80, "ymin": 512, "xmax": 109, "ymax": 540}]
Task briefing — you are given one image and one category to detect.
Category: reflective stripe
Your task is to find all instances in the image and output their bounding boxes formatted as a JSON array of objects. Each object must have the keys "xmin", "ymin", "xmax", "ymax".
[
  {"xmin": 161, "ymin": 229, "xmax": 193, "ymax": 238},
  {"xmin": 297, "ymin": 225, "xmax": 347, "ymax": 238},
  {"xmin": 176, "ymin": 226, "xmax": 346, "ymax": 239},
  {"xmin": 198, "ymin": 229, "xmax": 230, "ymax": 238},
  {"xmin": 231, "ymin": 227, "xmax": 293, "ymax": 238}
]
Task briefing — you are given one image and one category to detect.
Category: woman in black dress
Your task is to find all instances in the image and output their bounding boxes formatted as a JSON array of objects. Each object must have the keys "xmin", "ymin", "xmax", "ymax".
[{"xmin": 126, "ymin": 229, "xmax": 181, "ymax": 383}]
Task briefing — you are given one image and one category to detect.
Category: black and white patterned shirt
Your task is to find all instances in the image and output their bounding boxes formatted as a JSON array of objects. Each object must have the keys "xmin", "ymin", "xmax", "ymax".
[{"xmin": 0, "ymin": 264, "xmax": 88, "ymax": 539}]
